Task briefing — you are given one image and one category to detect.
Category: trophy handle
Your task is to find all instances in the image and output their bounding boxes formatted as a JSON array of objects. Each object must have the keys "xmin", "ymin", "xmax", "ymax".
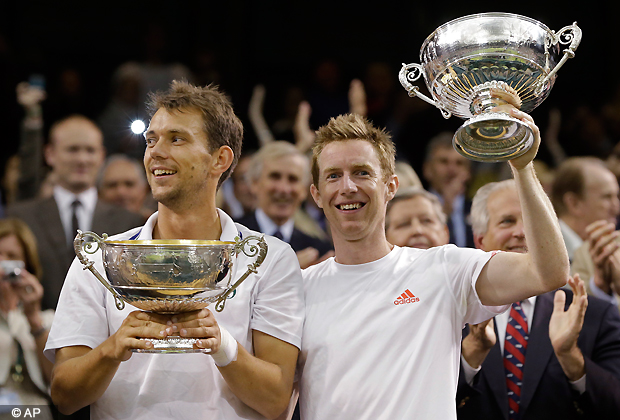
[
  {"xmin": 214, "ymin": 235, "xmax": 268, "ymax": 312},
  {"xmin": 74, "ymin": 230, "xmax": 125, "ymax": 310},
  {"xmin": 399, "ymin": 63, "xmax": 451, "ymax": 119},
  {"xmin": 536, "ymin": 22, "xmax": 582, "ymax": 95}
]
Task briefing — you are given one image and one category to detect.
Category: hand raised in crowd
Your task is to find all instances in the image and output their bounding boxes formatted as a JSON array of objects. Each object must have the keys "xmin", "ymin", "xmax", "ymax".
[
  {"xmin": 293, "ymin": 100, "xmax": 315, "ymax": 154},
  {"xmin": 16, "ymin": 81, "xmax": 46, "ymax": 112},
  {"xmin": 461, "ymin": 318, "xmax": 496, "ymax": 369},
  {"xmin": 348, "ymin": 79, "xmax": 367, "ymax": 116},
  {"xmin": 549, "ymin": 274, "xmax": 588, "ymax": 381},
  {"xmin": 585, "ymin": 220, "xmax": 620, "ymax": 295}
]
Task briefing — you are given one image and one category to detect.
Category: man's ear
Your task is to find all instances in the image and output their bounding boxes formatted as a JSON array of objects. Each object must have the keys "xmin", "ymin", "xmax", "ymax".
[
  {"xmin": 386, "ymin": 174, "xmax": 399, "ymax": 201},
  {"xmin": 310, "ymin": 183, "xmax": 323, "ymax": 209},
  {"xmin": 44, "ymin": 143, "xmax": 55, "ymax": 167},
  {"xmin": 563, "ymin": 192, "xmax": 582, "ymax": 215},
  {"xmin": 212, "ymin": 146, "xmax": 235, "ymax": 177},
  {"xmin": 474, "ymin": 234, "xmax": 484, "ymax": 250}
]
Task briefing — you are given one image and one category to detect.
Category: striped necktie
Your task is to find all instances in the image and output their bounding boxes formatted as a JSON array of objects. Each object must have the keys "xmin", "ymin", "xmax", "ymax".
[{"xmin": 504, "ymin": 301, "xmax": 529, "ymax": 419}]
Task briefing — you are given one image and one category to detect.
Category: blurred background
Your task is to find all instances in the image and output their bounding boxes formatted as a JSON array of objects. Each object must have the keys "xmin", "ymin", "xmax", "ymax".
[{"xmin": 1, "ymin": 0, "xmax": 617, "ymax": 179}]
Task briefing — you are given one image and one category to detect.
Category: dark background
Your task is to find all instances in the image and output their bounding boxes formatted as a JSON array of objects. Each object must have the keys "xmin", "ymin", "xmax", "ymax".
[{"xmin": 1, "ymin": 1, "xmax": 617, "ymax": 176}]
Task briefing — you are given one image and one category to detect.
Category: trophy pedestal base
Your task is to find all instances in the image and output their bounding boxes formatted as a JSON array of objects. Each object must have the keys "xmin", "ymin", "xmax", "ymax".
[
  {"xmin": 453, "ymin": 112, "xmax": 534, "ymax": 162},
  {"xmin": 133, "ymin": 338, "xmax": 212, "ymax": 354}
]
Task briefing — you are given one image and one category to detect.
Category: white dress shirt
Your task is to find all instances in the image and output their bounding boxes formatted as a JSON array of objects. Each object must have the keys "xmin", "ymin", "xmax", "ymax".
[
  {"xmin": 255, "ymin": 208, "xmax": 294, "ymax": 243},
  {"xmin": 53, "ymin": 186, "xmax": 98, "ymax": 245}
]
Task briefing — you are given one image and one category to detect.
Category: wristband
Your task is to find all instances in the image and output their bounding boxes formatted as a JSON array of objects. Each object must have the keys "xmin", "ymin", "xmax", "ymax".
[{"xmin": 210, "ymin": 326, "xmax": 238, "ymax": 367}]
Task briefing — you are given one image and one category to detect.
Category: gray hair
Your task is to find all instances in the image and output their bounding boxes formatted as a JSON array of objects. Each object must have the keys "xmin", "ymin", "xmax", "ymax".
[
  {"xmin": 386, "ymin": 187, "xmax": 447, "ymax": 230},
  {"xmin": 470, "ymin": 179, "xmax": 516, "ymax": 236},
  {"xmin": 97, "ymin": 154, "xmax": 147, "ymax": 189},
  {"xmin": 246, "ymin": 141, "xmax": 310, "ymax": 185}
]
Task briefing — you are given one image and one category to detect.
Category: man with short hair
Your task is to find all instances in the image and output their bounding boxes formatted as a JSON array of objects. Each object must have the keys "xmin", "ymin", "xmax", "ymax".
[
  {"xmin": 457, "ymin": 179, "xmax": 620, "ymax": 419},
  {"xmin": 550, "ymin": 157, "xmax": 620, "ymax": 260},
  {"xmin": 385, "ymin": 186, "xmax": 449, "ymax": 249},
  {"xmin": 237, "ymin": 141, "xmax": 332, "ymax": 268},
  {"xmin": 44, "ymin": 81, "xmax": 304, "ymax": 420},
  {"xmin": 423, "ymin": 131, "xmax": 474, "ymax": 247},
  {"xmin": 551, "ymin": 157, "xmax": 620, "ymax": 306},
  {"xmin": 7, "ymin": 115, "xmax": 144, "ymax": 310},
  {"xmin": 98, "ymin": 154, "xmax": 152, "ymax": 220},
  {"xmin": 298, "ymin": 106, "xmax": 569, "ymax": 420}
]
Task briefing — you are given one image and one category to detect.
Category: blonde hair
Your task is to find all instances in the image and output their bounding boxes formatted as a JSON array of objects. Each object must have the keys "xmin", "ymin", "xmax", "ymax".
[{"xmin": 312, "ymin": 113, "xmax": 395, "ymax": 186}]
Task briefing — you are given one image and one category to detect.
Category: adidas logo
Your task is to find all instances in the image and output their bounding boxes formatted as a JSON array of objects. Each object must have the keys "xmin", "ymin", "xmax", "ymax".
[{"xmin": 394, "ymin": 289, "xmax": 420, "ymax": 305}]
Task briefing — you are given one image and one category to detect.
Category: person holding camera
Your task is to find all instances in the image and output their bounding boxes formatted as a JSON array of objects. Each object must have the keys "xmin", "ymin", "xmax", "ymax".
[{"xmin": 0, "ymin": 218, "xmax": 54, "ymax": 414}]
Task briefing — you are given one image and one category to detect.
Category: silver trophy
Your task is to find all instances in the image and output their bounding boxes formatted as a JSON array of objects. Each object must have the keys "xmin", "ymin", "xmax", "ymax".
[
  {"xmin": 399, "ymin": 12, "xmax": 582, "ymax": 162},
  {"xmin": 74, "ymin": 231, "xmax": 267, "ymax": 353}
]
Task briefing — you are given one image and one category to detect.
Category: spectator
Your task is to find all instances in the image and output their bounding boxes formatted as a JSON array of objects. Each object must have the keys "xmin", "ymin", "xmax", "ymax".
[
  {"xmin": 550, "ymin": 157, "xmax": 620, "ymax": 260},
  {"xmin": 0, "ymin": 218, "xmax": 54, "ymax": 417},
  {"xmin": 458, "ymin": 179, "xmax": 620, "ymax": 419},
  {"xmin": 98, "ymin": 154, "xmax": 154, "ymax": 221},
  {"xmin": 237, "ymin": 141, "xmax": 333, "ymax": 268},
  {"xmin": 219, "ymin": 150, "xmax": 256, "ymax": 220},
  {"xmin": 7, "ymin": 115, "xmax": 144, "ymax": 310},
  {"xmin": 385, "ymin": 187, "xmax": 449, "ymax": 249},
  {"xmin": 423, "ymin": 131, "xmax": 474, "ymax": 247}
]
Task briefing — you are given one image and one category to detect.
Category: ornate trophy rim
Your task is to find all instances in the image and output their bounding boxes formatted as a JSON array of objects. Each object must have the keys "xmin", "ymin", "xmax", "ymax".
[
  {"xmin": 420, "ymin": 12, "xmax": 553, "ymax": 54},
  {"xmin": 104, "ymin": 239, "xmax": 236, "ymax": 246}
]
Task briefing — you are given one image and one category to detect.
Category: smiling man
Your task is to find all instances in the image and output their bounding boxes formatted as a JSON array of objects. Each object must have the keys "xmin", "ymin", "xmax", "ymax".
[
  {"xmin": 297, "ymin": 111, "xmax": 570, "ymax": 420},
  {"xmin": 44, "ymin": 82, "xmax": 304, "ymax": 420},
  {"xmin": 236, "ymin": 141, "xmax": 332, "ymax": 268}
]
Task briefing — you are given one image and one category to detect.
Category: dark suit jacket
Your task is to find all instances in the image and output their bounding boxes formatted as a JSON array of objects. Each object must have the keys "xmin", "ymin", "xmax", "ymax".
[
  {"xmin": 446, "ymin": 197, "xmax": 475, "ymax": 249},
  {"xmin": 235, "ymin": 212, "xmax": 333, "ymax": 256},
  {"xmin": 7, "ymin": 197, "xmax": 145, "ymax": 310},
  {"xmin": 457, "ymin": 291, "xmax": 620, "ymax": 420}
]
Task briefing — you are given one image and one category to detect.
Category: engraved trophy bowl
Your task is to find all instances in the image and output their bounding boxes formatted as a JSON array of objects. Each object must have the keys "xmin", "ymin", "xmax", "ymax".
[
  {"xmin": 74, "ymin": 231, "xmax": 267, "ymax": 354},
  {"xmin": 399, "ymin": 12, "xmax": 582, "ymax": 162}
]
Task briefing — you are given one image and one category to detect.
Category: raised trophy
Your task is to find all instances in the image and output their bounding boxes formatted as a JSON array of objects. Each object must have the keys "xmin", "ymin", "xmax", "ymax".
[
  {"xmin": 399, "ymin": 12, "xmax": 582, "ymax": 162},
  {"xmin": 74, "ymin": 231, "xmax": 267, "ymax": 353}
]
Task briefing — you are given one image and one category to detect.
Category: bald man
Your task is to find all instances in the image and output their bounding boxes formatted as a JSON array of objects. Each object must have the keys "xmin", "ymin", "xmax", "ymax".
[{"xmin": 8, "ymin": 115, "xmax": 144, "ymax": 310}]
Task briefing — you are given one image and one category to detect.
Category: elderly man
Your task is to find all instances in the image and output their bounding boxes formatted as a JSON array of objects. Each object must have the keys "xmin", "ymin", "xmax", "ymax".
[
  {"xmin": 236, "ymin": 141, "xmax": 332, "ymax": 268},
  {"xmin": 457, "ymin": 179, "xmax": 620, "ymax": 420},
  {"xmin": 98, "ymin": 154, "xmax": 153, "ymax": 221},
  {"xmin": 7, "ymin": 115, "xmax": 144, "ymax": 310},
  {"xmin": 385, "ymin": 186, "xmax": 449, "ymax": 249}
]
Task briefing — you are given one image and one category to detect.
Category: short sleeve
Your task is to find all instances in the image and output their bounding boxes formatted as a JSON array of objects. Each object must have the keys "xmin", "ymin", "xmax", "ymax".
[{"xmin": 250, "ymin": 242, "xmax": 304, "ymax": 349}]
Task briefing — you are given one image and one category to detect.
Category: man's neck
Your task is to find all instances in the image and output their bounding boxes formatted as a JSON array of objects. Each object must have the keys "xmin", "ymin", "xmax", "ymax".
[
  {"xmin": 332, "ymin": 230, "xmax": 393, "ymax": 265},
  {"xmin": 57, "ymin": 182, "xmax": 91, "ymax": 196},
  {"xmin": 154, "ymin": 204, "xmax": 222, "ymax": 240},
  {"xmin": 560, "ymin": 215, "xmax": 586, "ymax": 240}
]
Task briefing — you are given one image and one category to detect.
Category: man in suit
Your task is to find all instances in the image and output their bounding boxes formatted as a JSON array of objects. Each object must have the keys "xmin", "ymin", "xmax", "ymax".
[
  {"xmin": 457, "ymin": 179, "xmax": 620, "ymax": 419},
  {"xmin": 236, "ymin": 141, "xmax": 332, "ymax": 268},
  {"xmin": 7, "ymin": 115, "xmax": 144, "ymax": 310},
  {"xmin": 550, "ymin": 157, "xmax": 620, "ymax": 261},
  {"xmin": 422, "ymin": 131, "xmax": 474, "ymax": 248}
]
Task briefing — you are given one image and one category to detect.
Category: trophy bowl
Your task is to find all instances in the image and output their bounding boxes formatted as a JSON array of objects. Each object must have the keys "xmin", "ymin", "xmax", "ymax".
[
  {"xmin": 399, "ymin": 12, "xmax": 582, "ymax": 162},
  {"xmin": 74, "ymin": 231, "xmax": 267, "ymax": 353}
]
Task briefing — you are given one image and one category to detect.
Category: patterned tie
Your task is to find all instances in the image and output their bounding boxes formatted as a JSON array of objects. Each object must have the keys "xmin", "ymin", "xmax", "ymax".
[{"xmin": 504, "ymin": 301, "xmax": 529, "ymax": 419}]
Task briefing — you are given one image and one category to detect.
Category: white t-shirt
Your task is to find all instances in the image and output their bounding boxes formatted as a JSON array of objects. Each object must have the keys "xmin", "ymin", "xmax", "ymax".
[
  {"xmin": 45, "ymin": 209, "xmax": 304, "ymax": 420},
  {"xmin": 298, "ymin": 245, "xmax": 508, "ymax": 420}
]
